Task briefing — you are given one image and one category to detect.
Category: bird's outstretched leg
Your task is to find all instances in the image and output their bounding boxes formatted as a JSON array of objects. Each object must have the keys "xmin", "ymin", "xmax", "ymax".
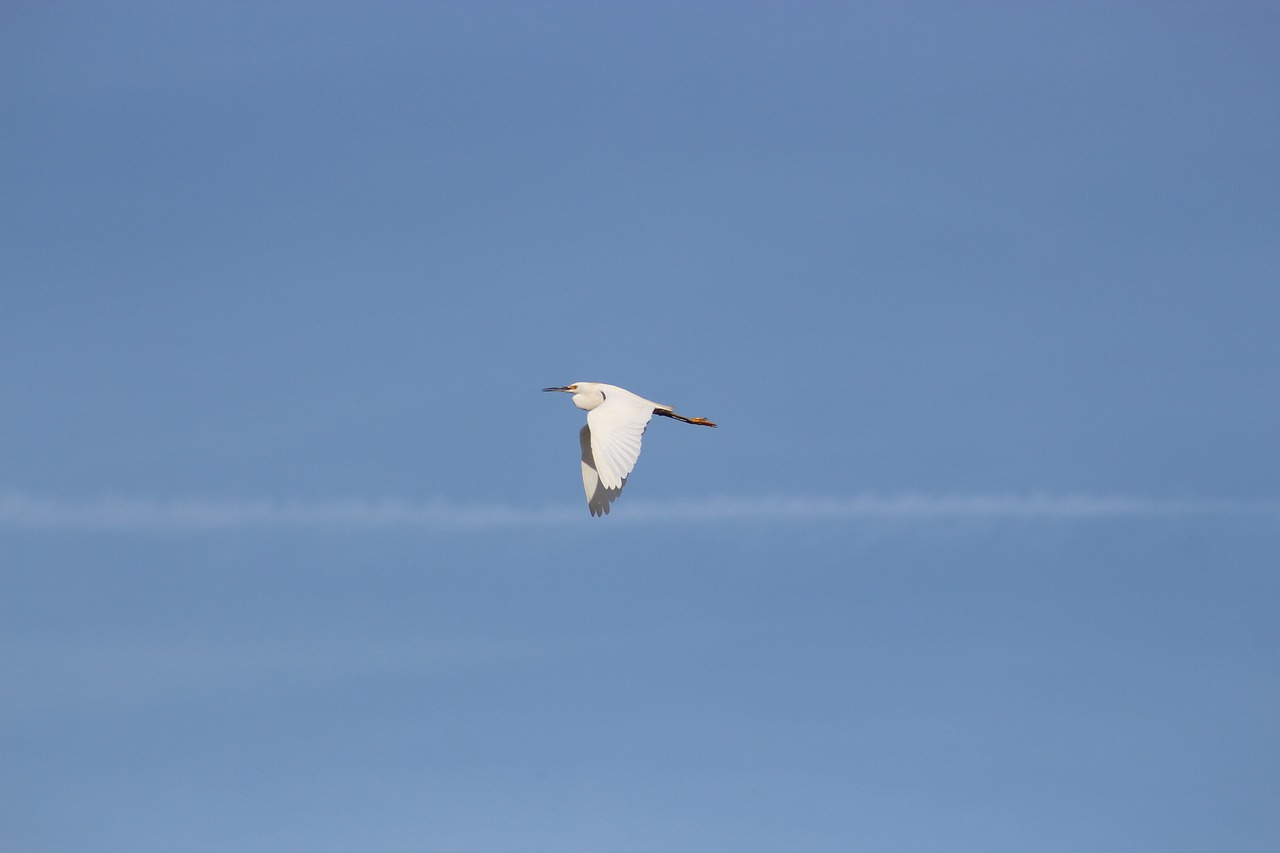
[{"xmin": 654, "ymin": 409, "xmax": 717, "ymax": 428}]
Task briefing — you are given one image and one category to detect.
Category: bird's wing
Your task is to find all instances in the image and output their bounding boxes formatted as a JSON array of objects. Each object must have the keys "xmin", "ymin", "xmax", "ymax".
[
  {"xmin": 586, "ymin": 396, "xmax": 654, "ymax": 491},
  {"xmin": 579, "ymin": 425, "xmax": 623, "ymax": 516}
]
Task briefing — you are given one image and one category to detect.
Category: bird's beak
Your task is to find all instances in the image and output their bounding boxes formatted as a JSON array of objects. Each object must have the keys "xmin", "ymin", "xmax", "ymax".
[{"xmin": 542, "ymin": 386, "xmax": 572, "ymax": 392}]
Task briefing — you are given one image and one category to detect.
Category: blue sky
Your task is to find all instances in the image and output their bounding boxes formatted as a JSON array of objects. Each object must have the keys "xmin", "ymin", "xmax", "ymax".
[{"xmin": 2, "ymin": 3, "xmax": 1278, "ymax": 851}]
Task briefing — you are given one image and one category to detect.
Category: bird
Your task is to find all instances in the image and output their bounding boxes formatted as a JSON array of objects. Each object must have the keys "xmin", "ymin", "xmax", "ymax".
[{"xmin": 542, "ymin": 382, "xmax": 716, "ymax": 516}]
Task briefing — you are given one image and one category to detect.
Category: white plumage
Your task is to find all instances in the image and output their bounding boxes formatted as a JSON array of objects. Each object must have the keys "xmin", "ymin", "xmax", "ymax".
[{"xmin": 543, "ymin": 382, "xmax": 716, "ymax": 516}]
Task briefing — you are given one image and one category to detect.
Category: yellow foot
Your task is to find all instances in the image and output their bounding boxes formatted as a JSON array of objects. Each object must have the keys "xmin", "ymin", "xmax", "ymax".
[{"xmin": 689, "ymin": 417, "xmax": 717, "ymax": 427}]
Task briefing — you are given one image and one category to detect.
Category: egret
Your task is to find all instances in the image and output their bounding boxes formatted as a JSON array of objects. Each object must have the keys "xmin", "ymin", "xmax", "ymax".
[{"xmin": 542, "ymin": 382, "xmax": 716, "ymax": 516}]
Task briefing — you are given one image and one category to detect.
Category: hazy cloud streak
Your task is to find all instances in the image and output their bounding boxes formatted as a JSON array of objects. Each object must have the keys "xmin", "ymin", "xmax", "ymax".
[{"xmin": 1, "ymin": 490, "xmax": 1275, "ymax": 533}]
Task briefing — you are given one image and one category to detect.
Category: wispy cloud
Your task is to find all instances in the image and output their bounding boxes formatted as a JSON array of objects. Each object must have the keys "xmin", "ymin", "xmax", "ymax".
[
  {"xmin": 1, "ymin": 489, "xmax": 1275, "ymax": 533},
  {"xmin": 0, "ymin": 492, "xmax": 577, "ymax": 532}
]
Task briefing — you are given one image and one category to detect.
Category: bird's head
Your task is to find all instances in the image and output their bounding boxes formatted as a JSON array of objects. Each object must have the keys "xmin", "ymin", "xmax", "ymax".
[{"xmin": 542, "ymin": 382, "xmax": 605, "ymax": 412}]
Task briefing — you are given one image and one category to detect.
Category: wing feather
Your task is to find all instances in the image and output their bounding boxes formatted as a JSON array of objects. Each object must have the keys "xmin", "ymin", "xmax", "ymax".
[
  {"xmin": 586, "ymin": 395, "xmax": 654, "ymax": 490},
  {"xmin": 579, "ymin": 425, "xmax": 623, "ymax": 516}
]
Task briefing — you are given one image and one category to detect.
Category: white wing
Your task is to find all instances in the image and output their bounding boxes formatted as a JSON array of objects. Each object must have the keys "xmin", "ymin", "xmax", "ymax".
[
  {"xmin": 579, "ymin": 425, "xmax": 623, "ymax": 516},
  {"xmin": 586, "ymin": 393, "xmax": 655, "ymax": 490}
]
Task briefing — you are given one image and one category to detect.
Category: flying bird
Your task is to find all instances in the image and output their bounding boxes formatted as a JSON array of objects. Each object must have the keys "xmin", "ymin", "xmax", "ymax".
[{"xmin": 542, "ymin": 382, "xmax": 716, "ymax": 516}]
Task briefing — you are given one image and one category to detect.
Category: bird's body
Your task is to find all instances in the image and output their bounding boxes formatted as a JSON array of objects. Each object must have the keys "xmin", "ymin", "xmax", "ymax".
[{"xmin": 542, "ymin": 382, "xmax": 716, "ymax": 516}]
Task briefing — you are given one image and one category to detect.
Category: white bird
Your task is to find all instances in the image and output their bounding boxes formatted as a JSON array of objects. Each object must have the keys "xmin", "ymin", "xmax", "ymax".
[{"xmin": 542, "ymin": 382, "xmax": 717, "ymax": 516}]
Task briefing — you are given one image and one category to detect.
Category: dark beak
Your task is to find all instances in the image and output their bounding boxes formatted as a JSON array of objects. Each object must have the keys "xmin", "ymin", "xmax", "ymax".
[{"xmin": 542, "ymin": 386, "xmax": 572, "ymax": 392}]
